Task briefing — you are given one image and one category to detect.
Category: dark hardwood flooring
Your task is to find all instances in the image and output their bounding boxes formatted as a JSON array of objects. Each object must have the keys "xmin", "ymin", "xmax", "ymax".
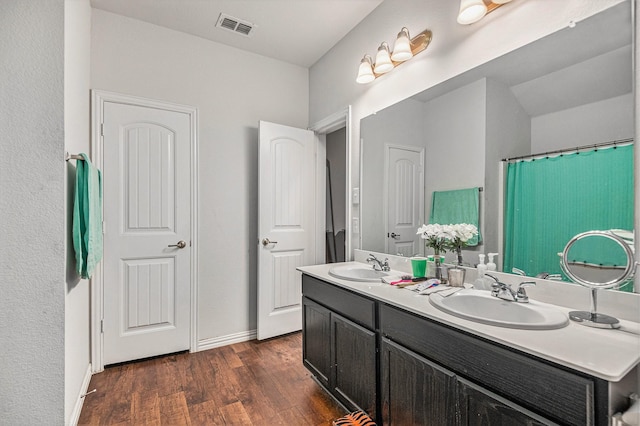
[{"xmin": 78, "ymin": 332, "xmax": 346, "ymax": 425}]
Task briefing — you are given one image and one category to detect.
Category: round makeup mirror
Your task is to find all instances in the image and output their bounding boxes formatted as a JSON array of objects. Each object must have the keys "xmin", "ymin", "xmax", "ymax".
[{"xmin": 560, "ymin": 230, "xmax": 636, "ymax": 329}]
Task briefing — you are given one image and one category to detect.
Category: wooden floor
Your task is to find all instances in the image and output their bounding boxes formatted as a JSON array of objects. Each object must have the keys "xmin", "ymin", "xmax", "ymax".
[{"xmin": 78, "ymin": 332, "xmax": 346, "ymax": 425}]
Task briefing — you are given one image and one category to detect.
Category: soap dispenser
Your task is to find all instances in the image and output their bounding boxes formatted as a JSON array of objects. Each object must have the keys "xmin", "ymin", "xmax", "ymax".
[
  {"xmin": 487, "ymin": 253, "xmax": 498, "ymax": 271},
  {"xmin": 474, "ymin": 254, "xmax": 492, "ymax": 290}
]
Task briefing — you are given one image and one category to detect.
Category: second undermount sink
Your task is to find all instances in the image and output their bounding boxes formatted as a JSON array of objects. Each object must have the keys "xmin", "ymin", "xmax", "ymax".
[
  {"xmin": 329, "ymin": 264, "xmax": 389, "ymax": 282},
  {"xmin": 429, "ymin": 289, "xmax": 569, "ymax": 330}
]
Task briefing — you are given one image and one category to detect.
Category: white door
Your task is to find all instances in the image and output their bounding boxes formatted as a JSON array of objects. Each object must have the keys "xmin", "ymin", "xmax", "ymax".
[
  {"xmin": 385, "ymin": 145, "xmax": 425, "ymax": 256},
  {"xmin": 102, "ymin": 102, "xmax": 192, "ymax": 365},
  {"xmin": 258, "ymin": 121, "xmax": 316, "ymax": 340}
]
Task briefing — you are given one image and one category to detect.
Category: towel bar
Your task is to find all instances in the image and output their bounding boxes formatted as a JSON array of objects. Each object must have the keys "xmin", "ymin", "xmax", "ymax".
[{"xmin": 65, "ymin": 152, "xmax": 85, "ymax": 161}]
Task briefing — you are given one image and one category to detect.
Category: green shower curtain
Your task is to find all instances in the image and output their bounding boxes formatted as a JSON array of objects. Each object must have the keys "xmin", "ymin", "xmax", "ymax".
[{"xmin": 504, "ymin": 144, "xmax": 634, "ymax": 279}]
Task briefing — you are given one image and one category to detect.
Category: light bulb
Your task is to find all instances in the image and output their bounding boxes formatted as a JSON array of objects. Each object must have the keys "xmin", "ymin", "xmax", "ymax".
[
  {"xmin": 356, "ymin": 55, "xmax": 375, "ymax": 84},
  {"xmin": 457, "ymin": 0, "xmax": 487, "ymax": 25},
  {"xmin": 373, "ymin": 42, "xmax": 394, "ymax": 74},
  {"xmin": 391, "ymin": 28, "xmax": 413, "ymax": 62}
]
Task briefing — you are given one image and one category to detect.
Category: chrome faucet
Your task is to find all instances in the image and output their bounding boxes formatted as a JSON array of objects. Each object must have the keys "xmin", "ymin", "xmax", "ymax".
[
  {"xmin": 367, "ymin": 254, "xmax": 390, "ymax": 272},
  {"xmin": 485, "ymin": 274, "xmax": 535, "ymax": 303}
]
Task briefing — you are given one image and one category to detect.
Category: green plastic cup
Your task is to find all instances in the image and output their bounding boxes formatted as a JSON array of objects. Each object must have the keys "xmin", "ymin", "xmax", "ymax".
[{"xmin": 410, "ymin": 257, "xmax": 428, "ymax": 278}]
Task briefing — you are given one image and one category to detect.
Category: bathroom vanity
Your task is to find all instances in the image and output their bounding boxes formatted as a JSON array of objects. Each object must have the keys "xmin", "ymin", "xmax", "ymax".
[{"xmin": 299, "ymin": 262, "xmax": 640, "ymax": 426}]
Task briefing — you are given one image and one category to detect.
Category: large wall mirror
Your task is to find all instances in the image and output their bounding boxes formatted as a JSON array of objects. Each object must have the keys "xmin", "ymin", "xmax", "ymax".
[{"xmin": 360, "ymin": 2, "xmax": 634, "ymax": 292}]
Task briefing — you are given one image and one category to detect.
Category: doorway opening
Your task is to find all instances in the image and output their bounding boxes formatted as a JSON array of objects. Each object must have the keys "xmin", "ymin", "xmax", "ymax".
[
  {"xmin": 310, "ymin": 106, "xmax": 352, "ymax": 265},
  {"xmin": 325, "ymin": 127, "xmax": 347, "ymax": 263}
]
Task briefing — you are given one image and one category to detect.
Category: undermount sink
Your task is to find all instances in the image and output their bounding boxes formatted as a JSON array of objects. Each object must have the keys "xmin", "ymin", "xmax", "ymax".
[
  {"xmin": 329, "ymin": 264, "xmax": 389, "ymax": 282},
  {"xmin": 429, "ymin": 289, "xmax": 569, "ymax": 330}
]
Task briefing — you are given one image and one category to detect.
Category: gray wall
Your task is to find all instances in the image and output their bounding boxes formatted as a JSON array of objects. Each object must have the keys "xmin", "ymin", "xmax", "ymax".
[
  {"xmin": 485, "ymin": 78, "xmax": 531, "ymax": 257},
  {"xmin": 0, "ymin": 0, "xmax": 66, "ymax": 423},
  {"xmin": 423, "ymin": 79, "xmax": 486, "ymax": 263},
  {"xmin": 91, "ymin": 9, "xmax": 309, "ymax": 344},
  {"xmin": 532, "ymin": 93, "xmax": 634, "ymax": 152}
]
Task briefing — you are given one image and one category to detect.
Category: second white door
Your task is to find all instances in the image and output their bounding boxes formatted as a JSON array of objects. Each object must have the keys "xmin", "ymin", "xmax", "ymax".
[
  {"xmin": 257, "ymin": 121, "xmax": 316, "ymax": 340},
  {"xmin": 102, "ymin": 101, "xmax": 192, "ymax": 365}
]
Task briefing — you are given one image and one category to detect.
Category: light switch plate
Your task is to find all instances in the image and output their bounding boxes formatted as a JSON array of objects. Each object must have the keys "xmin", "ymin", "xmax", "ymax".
[
  {"xmin": 352, "ymin": 217, "xmax": 360, "ymax": 234},
  {"xmin": 352, "ymin": 188, "xmax": 360, "ymax": 204}
]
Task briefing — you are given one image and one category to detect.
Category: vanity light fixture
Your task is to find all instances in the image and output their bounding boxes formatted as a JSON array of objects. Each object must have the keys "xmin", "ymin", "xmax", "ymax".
[
  {"xmin": 356, "ymin": 27, "xmax": 432, "ymax": 84},
  {"xmin": 457, "ymin": 0, "xmax": 513, "ymax": 25}
]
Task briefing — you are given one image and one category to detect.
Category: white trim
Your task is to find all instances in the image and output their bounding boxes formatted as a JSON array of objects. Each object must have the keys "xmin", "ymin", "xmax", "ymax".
[
  {"xmin": 497, "ymin": 161, "xmax": 507, "ymax": 272},
  {"xmin": 68, "ymin": 364, "xmax": 92, "ymax": 426},
  {"xmin": 90, "ymin": 90, "xmax": 198, "ymax": 372},
  {"xmin": 310, "ymin": 106, "xmax": 352, "ymax": 260},
  {"xmin": 358, "ymin": 137, "xmax": 364, "ymax": 255},
  {"xmin": 197, "ymin": 330, "xmax": 257, "ymax": 352},
  {"xmin": 315, "ymin": 133, "xmax": 327, "ymax": 265}
]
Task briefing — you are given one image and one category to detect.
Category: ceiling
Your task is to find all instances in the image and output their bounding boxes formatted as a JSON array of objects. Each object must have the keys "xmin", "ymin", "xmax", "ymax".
[
  {"xmin": 90, "ymin": 1, "xmax": 631, "ymax": 117},
  {"xmin": 90, "ymin": 0, "xmax": 384, "ymax": 68}
]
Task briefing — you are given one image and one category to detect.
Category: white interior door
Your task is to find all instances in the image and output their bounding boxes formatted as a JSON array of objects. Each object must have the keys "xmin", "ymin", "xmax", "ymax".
[
  {"xmin": 258, "ymin": 120, "xmax": 316, "ymax": 340},
  {"xmin": 385, "ymin": 145, "xmax": 425, "ymax": 256},
  {"xmin": 102, "ymin": 101, "xmax": 192, "ymax": 365}
]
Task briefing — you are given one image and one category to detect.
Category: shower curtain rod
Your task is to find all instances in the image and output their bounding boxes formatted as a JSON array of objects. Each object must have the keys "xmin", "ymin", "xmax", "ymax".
[{"xmin": 501, "ymin": 137, "xmax": 634, "ymax": 162}]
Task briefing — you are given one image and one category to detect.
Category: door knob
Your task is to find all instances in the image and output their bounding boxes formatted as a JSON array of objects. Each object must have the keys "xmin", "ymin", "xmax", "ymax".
[
  {"xmin": 389, "ymin": 233, "xmax": 401, "ymax": 239},
  {"xmin": 168, "ymin": 240, "xmax": 187, "ymax": 249},
  {"xmin": 262, "ymin": 238, "xmax": 278, "ymax": 246}
]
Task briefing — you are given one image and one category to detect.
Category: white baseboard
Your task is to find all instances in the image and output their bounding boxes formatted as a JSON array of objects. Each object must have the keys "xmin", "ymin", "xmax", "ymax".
[
  {"xmin": 68, "ymin": 364, "xmax": 92, "ymax": 426},
  {"xmin": 197, "ymin": 329, "xmax": 257, "ymax": 352}
]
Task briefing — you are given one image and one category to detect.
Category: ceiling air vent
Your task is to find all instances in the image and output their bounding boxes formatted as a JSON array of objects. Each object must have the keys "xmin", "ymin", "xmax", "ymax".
[{"xmin": 216, "ymin": 13, "xmax": 255, "ymax": 37}]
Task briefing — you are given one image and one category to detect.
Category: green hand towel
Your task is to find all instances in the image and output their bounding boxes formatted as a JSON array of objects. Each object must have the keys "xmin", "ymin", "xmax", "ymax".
[
  {"xmin": 72, "ymin": 153, "xmax": 103, "ymax": 279},
  {"xmin": 429, "ymin": 187, "xmax": 481, "ymax": 246}
]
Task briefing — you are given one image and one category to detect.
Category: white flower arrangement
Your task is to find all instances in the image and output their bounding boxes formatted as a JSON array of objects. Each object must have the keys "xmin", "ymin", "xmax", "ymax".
[
  {"xmin": 416, "ymin": 223, "xmax": 453, "ymax": 254},
  {"xmin": 449, "ymin": 223, "xmax": 479, "ymax": 248},
  {"xmin": 417, "ymin": 223, "xmax": 478, "ymax": 264}
]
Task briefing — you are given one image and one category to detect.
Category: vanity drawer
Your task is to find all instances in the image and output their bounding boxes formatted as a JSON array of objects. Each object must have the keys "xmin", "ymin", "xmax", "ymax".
[
  {"xmin": 379, "ymin": 303, "xmax": 607, "ymax": 426},
  {"xmin": 302, "ymin": 274, "xmax": 376, "ymax": 330}
]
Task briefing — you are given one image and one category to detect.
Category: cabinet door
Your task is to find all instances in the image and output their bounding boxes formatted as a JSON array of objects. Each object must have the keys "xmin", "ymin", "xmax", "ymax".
[
  {"xmin": 332, "ymin": 313, "xmax": 377, "ymax": 418},
  {"xmin": 381, "ymin": 338, "xmax": 456, "ymax": 425},
  {"xmin": 302, "ymin": 297, "xmax": 331, "ymax": 389},
  {"xmin": 457, "ymin": 377, "xmax": 555, "ymax": 426}
]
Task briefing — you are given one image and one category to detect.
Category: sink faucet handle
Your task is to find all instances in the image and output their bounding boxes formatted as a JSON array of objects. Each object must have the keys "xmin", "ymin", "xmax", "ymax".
[
  {"xmin": 381, "ymin": 257, "xmax": 391, "ymax": 272},
  {"xmin": 515, "ymin": 281, "xmax": 536, "ymax": 303},
  {"xmin": 367, "ymin": 254, "xmax": 383, "ymax": 271},
  {"xmin": 485, "ymin": 274, "xmax": 501, "ymax": 295}
]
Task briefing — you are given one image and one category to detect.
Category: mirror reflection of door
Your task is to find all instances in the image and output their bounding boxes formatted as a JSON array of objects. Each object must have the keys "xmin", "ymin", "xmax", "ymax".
[{"xmin": 385, "ymin": 145, "xmax": 424, "ymax": 256}]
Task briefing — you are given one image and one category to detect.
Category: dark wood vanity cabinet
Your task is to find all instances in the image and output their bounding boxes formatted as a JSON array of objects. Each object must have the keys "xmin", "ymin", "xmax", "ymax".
[
  {"xmin": 381, "ymin": 337, "xmax": 551, "ymax": 425},
  {"xmin": 380, "ymin": 338, "xmax": 457, "ymax": 424},
  {"xmin": 456, "ymin": 377, "xmax": 551, "ymax": 426},
  {"xmin": 379, "ymin": 303, "xmax": 608, "ymax": 426},
  {"xmin": 302, "ymin": 275, "xmax": 377, "ymax": 418},
  {"xmin": 302, "ymin": 274, "xmax": 609, "ymax": 426}
]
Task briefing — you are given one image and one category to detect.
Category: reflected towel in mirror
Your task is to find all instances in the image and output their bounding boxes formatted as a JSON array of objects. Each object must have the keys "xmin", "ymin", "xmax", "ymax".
[{"xmin": 429, "ymin": 187, "xmax": 481, "ymax": 246}]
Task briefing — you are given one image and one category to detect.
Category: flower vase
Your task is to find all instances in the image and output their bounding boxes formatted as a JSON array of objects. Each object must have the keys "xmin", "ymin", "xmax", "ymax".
[
  {"xmin": 456, "ymin": 246, "xmax": 463, "ymax": 267},
  {"xmin": 433, "ymin": 250, "xmax": 443, "ymax": 281},
  {"xmin": 448, "ymin": 266, "xmax": 465, "ymax": 287}
]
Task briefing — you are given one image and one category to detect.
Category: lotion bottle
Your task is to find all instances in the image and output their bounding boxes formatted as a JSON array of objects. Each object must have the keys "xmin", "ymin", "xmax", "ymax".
[
  {"xmin": 473, "ymin": 254, "xmax": 491, "ymax": 290},
  {"xmin": 487, "ymin": 253, "xmax": 498, "ymax": 271}
]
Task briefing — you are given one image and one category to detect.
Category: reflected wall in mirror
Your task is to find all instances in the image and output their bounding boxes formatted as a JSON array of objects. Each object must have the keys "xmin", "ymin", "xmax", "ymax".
[{"xmin": 359, "ymin": 2, "xmax": 633, "ymax": 293}]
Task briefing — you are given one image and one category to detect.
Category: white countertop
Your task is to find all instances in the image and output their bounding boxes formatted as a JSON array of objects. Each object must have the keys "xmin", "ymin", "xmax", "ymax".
[{"xmin": 299, "ymin": 262, "xmax": 640, "ymax": 382}]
